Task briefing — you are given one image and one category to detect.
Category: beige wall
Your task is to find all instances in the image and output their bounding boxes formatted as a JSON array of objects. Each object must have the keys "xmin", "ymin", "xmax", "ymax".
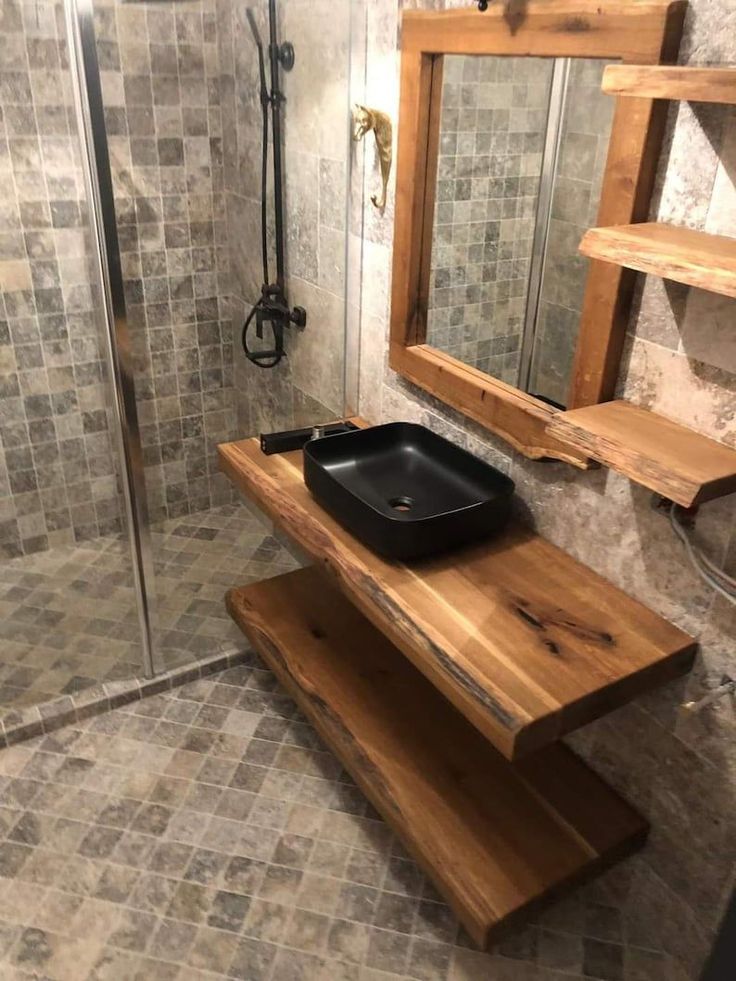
[{"xmin": 352, "ymin": 1, "xmax": 736, "ymax": 978}]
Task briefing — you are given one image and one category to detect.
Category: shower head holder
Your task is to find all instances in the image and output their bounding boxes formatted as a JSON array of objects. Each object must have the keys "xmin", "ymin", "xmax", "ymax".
[{"xmin": 278, "ymin": 41, "xmax": 295, "ymax": 72}]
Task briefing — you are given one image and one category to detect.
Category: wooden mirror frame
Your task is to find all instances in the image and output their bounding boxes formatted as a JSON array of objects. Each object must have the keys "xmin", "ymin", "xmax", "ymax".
[{"xmin": 389, "ymin": 1, "xmax": 685, "ymax": 467}]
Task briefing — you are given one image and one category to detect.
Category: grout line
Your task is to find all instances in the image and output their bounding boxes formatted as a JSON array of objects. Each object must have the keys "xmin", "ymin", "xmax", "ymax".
[{"xmin": 0, "ymin": 649, "xmax": 252, "ymax": 748}]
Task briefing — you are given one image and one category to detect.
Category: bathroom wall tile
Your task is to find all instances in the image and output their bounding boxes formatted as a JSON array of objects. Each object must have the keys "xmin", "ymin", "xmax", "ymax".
[
  {"xmin": 288, "ymin": 278, "xmax": 345, "ymax": 417},
  {"xmin": 105, "ymin": 0, "xmax": 233, "ymax": 523},
  {"xmin": 679, "ymin": 289, "xmax": 736, "ymax": 374},
  {"xmin": 655, "ymin": 101, "xmax": 724, "ymax": 229},
  {"xmin": 621, "ymin": 335, "xmax": 736, "ymax": 446},
  {"xmin": 319, "ymin": 158, "xmax": 348, "ymax": 233},
  {"xmin": 678, "ymin": 112, "xmax": 736, "ymax": 373},
  {"xmin": 0, "ymin": 0, "xmax": 238, "ymax": 550},
  {"xmin": 0, "ymin": 3, "xmax": 124, "ymax": 559},
  {"xmin": 318, "ymin": 226, "xmax": 346, "ymax": 298},
  {"xmin": 284, "ymin": 151, "xmax": 319, "ymax": 284}
]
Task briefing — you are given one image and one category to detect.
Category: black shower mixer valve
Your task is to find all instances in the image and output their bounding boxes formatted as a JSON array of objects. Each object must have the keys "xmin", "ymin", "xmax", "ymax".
[{"xmin": 255, "ymin": 286, "xmax": 307, "ymax": 340}]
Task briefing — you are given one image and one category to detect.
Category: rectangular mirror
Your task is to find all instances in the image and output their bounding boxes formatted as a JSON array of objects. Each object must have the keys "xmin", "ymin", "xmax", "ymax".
[
  {"xmin": 389, "ymin": 3, "xmax": 684, "ymax": 465},
  {"xmin": 426, "ymin": 56, "xmax": 616, "ymax": 409}
]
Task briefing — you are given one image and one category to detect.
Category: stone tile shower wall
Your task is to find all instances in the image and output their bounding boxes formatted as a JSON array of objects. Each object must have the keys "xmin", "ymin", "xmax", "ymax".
[
  {"xmin": 427, "ymin": 54, "xmax": 550, "ymax": 383},
  {"xmin": 355, "ymin": 0, "xmax": 736, "ymax": 978},
  {"xmin": 0, "ymin": 0, "xmax": 125, "ymax": 560},
  {"xmin": 529, "ymin": 57, "xmax": 615, "ymax": 407},
  {"xmin": 95, "ymin": 0, "xmax": 236, "ymax": 523},
  {"xmin": 218, "ymin": 0, "xmax": 349, "ymax": 438},
  {"xmin": 1, "ymin": 0, "xmax": 351, "ymax": 558},
  {"xmin": 1, "ymin": 0, "xmax": 239, "ymax": 560}
]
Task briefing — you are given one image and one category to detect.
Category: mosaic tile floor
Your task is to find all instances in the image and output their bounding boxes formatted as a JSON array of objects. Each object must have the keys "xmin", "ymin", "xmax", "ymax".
[
  {"xmin": 0, "ymin": 662, "xmax": 683, "ymax": 981},
  {"xmin": 0, "ymin": 505, "xmax": 298, "ymax": 713}
]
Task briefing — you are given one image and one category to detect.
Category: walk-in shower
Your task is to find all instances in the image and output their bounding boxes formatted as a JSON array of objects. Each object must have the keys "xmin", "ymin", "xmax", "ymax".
[{"xmin": 0, "ymin": 0, "xmax": 354, "ymax": 735}]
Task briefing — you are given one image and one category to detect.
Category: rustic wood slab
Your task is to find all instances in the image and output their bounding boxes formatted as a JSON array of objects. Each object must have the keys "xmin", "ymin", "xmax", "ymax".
[
  {"xmin": 219, "ymin": 436, "xmax": 696, "ymax": 760},
  {"xmin": 580, "ymin": 222, "xmax": 736, "ymax": 299},
  {"xmin": 548, "ymin": 400, "xmax": 736, "ymax": 507},
  {"xmin": 602, "ymin": 64, "xmax": 736, "ymax": 104},
  {"xmin": 227, "ymin": 566, "xmax": 648, "ymax": 948}
]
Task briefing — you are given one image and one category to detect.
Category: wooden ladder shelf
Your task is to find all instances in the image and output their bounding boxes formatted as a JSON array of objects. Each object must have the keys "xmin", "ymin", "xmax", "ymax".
[{"xmin": 564, "ymin": 64, "xmax": 736, "ymax": 502}]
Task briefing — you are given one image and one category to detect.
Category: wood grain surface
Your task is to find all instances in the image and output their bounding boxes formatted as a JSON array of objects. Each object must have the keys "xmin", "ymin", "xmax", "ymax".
[
  {"xmin": 389, "ymin": 344, "xmax": 591, "ymax": 467},
  {"xmin": 219, "ymin": 436, "xmax": 697, "ymax": 760},
  {"xmin": 401, "ymin": 1, "xmax": 685, "ymax": 62},
  {"xmin": 602, "ymin": 64, "xmax": 736, "ymax": 104},
  {"xmin": 227, "ymin": 566, "xmax": 648, "ymax": 947},
  {"xmin": 579, "ymin": 222, "xmax": 736, "ymax": 299},
  {"xmin": 548, "ymin": 400, "xmax": 736, "ymax": 507}
]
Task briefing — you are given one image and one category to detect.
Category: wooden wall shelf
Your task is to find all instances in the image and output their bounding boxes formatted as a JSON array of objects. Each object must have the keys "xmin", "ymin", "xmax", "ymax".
[
  {"xmin": 580, "ymin": 222, "xmax": 736, "ymax": 299},
  {"xmin": 227, "ymin": 566, "xmax": 648, "ymax": 948},
  {"xmin": 219, "ymin": 435, "xmax": 696, "ymax": 762},
  {"xmin": 548, "ymin": 400, "xmax": 736, "ymax": 507},
  {"xmin": 602, "ymin": 64, "xmax": 736, "ymax": 104}
]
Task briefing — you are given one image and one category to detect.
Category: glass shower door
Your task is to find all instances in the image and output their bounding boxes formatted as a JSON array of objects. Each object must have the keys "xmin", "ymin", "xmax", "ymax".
[
  {"xmin": 1, "ymin": 0, "xmax": 356, "ymax": 715},
  {"xmin": 86, "ymin": 0, "xmax": 355, "ymax": 675},
  {"xmin": 0, "ymin": 0, "xmax": 150, "ymax": 716}
]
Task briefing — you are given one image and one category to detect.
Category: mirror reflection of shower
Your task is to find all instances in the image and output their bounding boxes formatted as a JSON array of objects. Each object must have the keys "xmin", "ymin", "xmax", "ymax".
[{"xmin": 241, "ymin": 0, "xmax": 307, "ymax": 369}]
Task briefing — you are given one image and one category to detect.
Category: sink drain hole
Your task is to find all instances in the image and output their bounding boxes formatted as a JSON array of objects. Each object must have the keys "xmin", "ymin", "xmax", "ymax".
[{"xmin": 389, "ymin": 496, "xmax": 414, "ymax": 512}]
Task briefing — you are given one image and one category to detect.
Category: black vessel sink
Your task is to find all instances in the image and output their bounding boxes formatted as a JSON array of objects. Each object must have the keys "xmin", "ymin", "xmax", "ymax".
[{"xmin": 303, "ymin": 422, "xmax": 515, "ymax": 560}]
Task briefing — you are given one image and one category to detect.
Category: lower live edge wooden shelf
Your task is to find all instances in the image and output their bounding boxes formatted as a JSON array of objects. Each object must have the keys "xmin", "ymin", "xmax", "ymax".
[
  {"xmin": 227, "ymin": 566, "xmax": 648, "ymax": 947},
  {"xmin": 218, "ymin": 435, "xmax": 696, "ymax": 762}
]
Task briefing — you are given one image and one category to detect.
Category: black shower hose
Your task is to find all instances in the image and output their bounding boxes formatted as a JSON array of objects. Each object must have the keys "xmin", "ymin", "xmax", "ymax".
[
  {"xmin": 240, "ymin": 12, "xmax": 285, "ymax": 370},
  {"xmin": 241, "ymin": 297, "xmax": 284, "ymax": 370}
]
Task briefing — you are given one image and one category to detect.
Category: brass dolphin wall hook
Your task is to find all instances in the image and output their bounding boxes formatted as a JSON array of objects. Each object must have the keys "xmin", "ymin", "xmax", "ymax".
[{"xmin": 352, "ymin": 105, "xmax": 393, "ymax": 213}]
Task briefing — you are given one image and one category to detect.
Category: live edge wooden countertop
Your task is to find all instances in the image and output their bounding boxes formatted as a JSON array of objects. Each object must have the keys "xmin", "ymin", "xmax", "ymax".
[{"xmin": 218, "ymin": 434, "xmax": 697, "ymax": 761}]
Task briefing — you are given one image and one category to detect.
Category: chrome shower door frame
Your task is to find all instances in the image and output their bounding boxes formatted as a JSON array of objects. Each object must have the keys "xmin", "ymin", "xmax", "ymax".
[
  {"xmin": 64, "ymin": 0, "xmax": 156, "ymax": 677},
  {"xmin": 517, "ymin": 57, "xmax": 571, "ymax": 397}
]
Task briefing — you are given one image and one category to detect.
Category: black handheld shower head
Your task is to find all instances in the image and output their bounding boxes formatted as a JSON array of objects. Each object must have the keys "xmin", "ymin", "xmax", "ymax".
[{"xmin": 245, "ymin": 8, "xmax": 262, "ymax": 47}]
